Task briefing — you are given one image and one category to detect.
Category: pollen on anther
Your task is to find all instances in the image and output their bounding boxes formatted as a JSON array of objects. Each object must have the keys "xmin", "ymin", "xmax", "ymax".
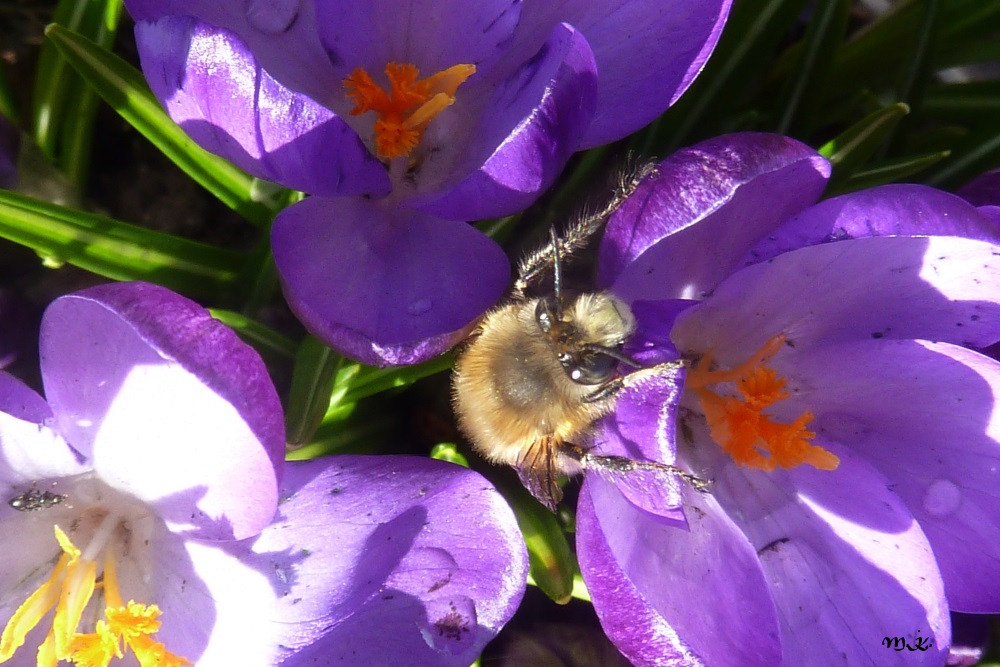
[
  {"xmin": 342, "ymin": 61, "xmax": 475, "ymax": 161},
  {"xmin": 690, "ymin": 334, "xmax": 839, "ymax": 472}
]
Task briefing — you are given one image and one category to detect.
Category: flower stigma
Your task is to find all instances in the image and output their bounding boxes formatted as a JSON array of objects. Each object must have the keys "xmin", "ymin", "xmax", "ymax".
[
  {"xmin": 687, "ymin": 333, "xmax": 839, "ymax": 471},
  {"xmin": 343, "ymin": 61, "xmax": 476, "ymax": 162},
  {"xmin": 0, "ymin": 517, "xmax": 190, "ymax": 667}
]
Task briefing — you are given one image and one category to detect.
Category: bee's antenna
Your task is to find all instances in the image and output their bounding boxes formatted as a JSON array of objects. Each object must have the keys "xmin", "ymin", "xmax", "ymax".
[
  {"xmin": 550, "ymin": 226, "xmax": 564, "ymax": 320},
  {"xmin": 513, "ymin": 157, "xmax": 658, "ymax": 298}
]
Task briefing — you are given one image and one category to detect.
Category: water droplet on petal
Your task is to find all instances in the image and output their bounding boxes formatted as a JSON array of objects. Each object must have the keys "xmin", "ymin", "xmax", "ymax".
[
  {"xmin": 408, "ymin": 298, "xmax": 432, "ymax": 316},
  {"xmin": 922, "ymin": 478, "xmax": 961, "ymax": 518},
  {"xmin": 245, "ymin": 0, "xmax": 299, "ymax": 34}
]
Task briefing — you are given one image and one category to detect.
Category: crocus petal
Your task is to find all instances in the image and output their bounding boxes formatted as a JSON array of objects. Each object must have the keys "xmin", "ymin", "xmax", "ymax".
[
  {"xmin": 786, "ymin": 339, "xmax": 1000, "ymax": 611},
  {"xmin": 0, "ymin": 516, "xmax": 67, "ymax": 630},
  {"xmin": 509, "ymin": 0, "xmax": 731, "ymax": 148},
  {"xmin": 411, "ymin": 23, "xmax": 598, "ymax": 220},
  {"xmin": 315, "ymin": 0, "xmax": 522, "ymax": 83},
  {"xmin": 253, "ymin": 456, "xmax": 527, "ymax": 667},
  {"xmin": 599, "ymin": 133, "xmax": 830, "ymax": 300},
  {"xmin": 948, "ymin": 613, "xmax": 991, "ymax": 667},
  {"xmin": 958, "ymin": 168, "xmax": 1000, "ymax": 207},
  {"xmin": 0, "ymin": 373, "xmax": 52, "ymax": 424},
  {"xmin": 744, "ymin": 184, "xmax": 1000, "ymax": 264},
  {"xmin": 40, "ymin": 283, "xmax": 283, "ymax": 540},
  {"xmin": 271, "ymin": 197, "xmax": 510, "ymax": 366},
  {"xmin": 0, "ymin": 415, "xmax": 86, "ymax": 487},
  {"xmin": 135, "ymin": 16, "xmax": 390, "ymax": 197},
  {"xmin": 125, "ymin": 0, "xmax": 338, "ymax": 106},
  {"xmin": 578, "ymin": 478, "xmax": 781, "ymax": 667},
  {"xmin": 559, "ymin": 0, "xmax": 732, "ymax": 147},
  {"xmin": 589, "ymin": 361, "xmax": 686, "ymax": 522},
  {"xmin": 701, "ymin": 434, "xmax": 949, "ymax": 666},
  {"xmin": 672, "ymin": 235, "xmax": 1000, "ymax": 362},
  {"xmin": 118, "ymin": 520, "xmax": 280, "ymax": 666}
]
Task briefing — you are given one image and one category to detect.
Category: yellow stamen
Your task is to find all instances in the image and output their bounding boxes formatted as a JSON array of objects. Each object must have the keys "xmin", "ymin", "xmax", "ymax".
[
  {"xmin": 343, "ymin": 61, "xmax": 475, "ymax": 160},
  {"xmin": 0, "ymin": 525, "xmax": 190, "ymax": 667},
  {"xmin": 689, "ymin": 334, "xmax": 839, "ymax": 471}
]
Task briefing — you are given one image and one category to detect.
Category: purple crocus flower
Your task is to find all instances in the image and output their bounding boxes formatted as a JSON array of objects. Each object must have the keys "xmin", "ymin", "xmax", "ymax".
[
  {"xmin": 573, "ymin": 133, "xmax": 1000, "ymax": 665},
  {"xmin": 123, "ymin": 0, "xmax": 731, "ymax": 366},
  {"xmin": 0, "ymin": 282, "xmax": 526, "ymax": 666},
  {"xmin": 959, "ymin": 168, "xmax": 1000, "ymax": 226}
]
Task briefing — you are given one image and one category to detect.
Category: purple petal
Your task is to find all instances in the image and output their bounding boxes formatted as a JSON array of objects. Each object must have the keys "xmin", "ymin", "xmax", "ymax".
[
  {"xmin": 256, "ymin": 456, "xmax": 527, "ymax": 667},
  {"xmin": 975, "ymin": 205, "xmax": 1000, "ymax": 227},
  {"xmin": 126, "ymin": 0, "xmax": 339, "ymax": 105},
  {"xmin": 948, "ymin": 613, "xmax": 991, "ymax": 667},
  {"xmin": 958, "ymin": 168, "xmax": 1000, "ymax": 207},
  {"xmin": 588, "ymin": 361, "xmax": 687, "ymax": 522},
  {"xmin": 135, "ymin": 16, "xmax": 390, "ymax": 197},
  {"xmin": 0, "ymin": 373, "xmax": 52, "ymax": 424},
  {"xmin": 703, "ymin": 436, "xmax": 949, "ymax": 666},
  {"xmin": 124, "ymin": 521, "xmax": 282, "ymax": 666},
  {"xmin": 411, "ymin": 23, "xmax": 598, "ymax": 220},
  {"xmin": 577, "ymin": 477, "xmax": 781, "ymax": 667},
  {"xmin": 271, "ymin": 197, "xmax": 510, "ymax": 366},
  {"xmin": 40, "ymin": 282, "xmax": 283, "ymax": 540},
  {"xmin": 315, "ymin": 0, "xmax": 522, "ymax": 82},
  {"xmin": 559, "ymin": 0, "xmax": 732, "ymax": 147},
  {"xmin": 599, "ymin": 133, "xmax": 830, "ymax": 300},
  {"xmin": 0, "ymin": 416, "xmax": 87, "ymax": 488},
  {"xmin": 787, "ymin": 339, "xmax": 1000, "ymax": 612},
  {"xmin": 672, "ymin": 235, "xmax": 1000, "ymax": 361},
  {"xmin": 510, "ymin": 0, "xmax": 732, "ymax": 148},
  {"xmin": 744, "ymin": 184, "xmax": 1000, "ymax": 265}
]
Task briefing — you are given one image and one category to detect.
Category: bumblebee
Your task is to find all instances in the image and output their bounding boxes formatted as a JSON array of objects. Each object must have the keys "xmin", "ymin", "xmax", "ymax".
[{"xmin": 453, "ymin": 162, "xmax": 704, "ymax": 510}]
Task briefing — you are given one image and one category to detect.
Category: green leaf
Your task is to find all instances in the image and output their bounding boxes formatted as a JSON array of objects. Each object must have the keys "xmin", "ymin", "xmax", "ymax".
[
  {"xmin": 325, "ymin": 352, "xmax": 455, "ymax": 414},
  {"xmin": 32, "ymin": 0, "xmax": 122, "ymax": 162},
  {"xmin": 923, "ymin": 128, "xmax": 1000, "ymax": 189},
  {"xmin": 923, "ymin": 81, "xmax": 1000, "ymax": 123},
  {"xmin": 827, "ymin": 0, "xmax": 1000, "ymax": 101},
  {"xmin": 430, "ymin": 442, "xmax": 471, "ymax": 467},
  {"xmin": 638, "ymin": 0, "xmax": 810, "ymax": 153},
  {"xmin": 289, "ymin": 402, "xmax": 398, "ymax": 459},
  {"xmin": 819, "ymin": 103, "xmax": 910, "ymax": 189},
  {"xmin": 286, "ymin": 336, "xmax": 344, "ymax": 446},
  {"xmin": 0, "ymin": 190, "xmax": 244, "ymax": 297},
  {"xmin": 503, "ymin": 477, "xmax": 576, "ymax": 603},
  {"xmin": 44, "ymin": 24, "xmax": 276, "ymax": 228},
  {"xmin": 0, "ymin": 66, "xmax": 19, "ymax": 124},
  {"xmin": 833, "ymin": 150, "xmax": 950, "ymax": 194},
  {"xmin": 209, "ymin": 309, "xmax": 297, "ymax": 359},
  {"xmin": 773, "ymin": 0, "xmax": 851, "ymax": 136}
]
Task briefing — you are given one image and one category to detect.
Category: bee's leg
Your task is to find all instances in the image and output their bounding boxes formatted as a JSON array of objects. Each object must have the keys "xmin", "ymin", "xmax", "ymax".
[
  {"xmin": 514, "ymin": 158, "xmax": 658, "ymax": 296},
  {"xmin": 566, "ymin": 446, "xmax": 709, "ymax": 491},
  {"xmin": 580, "ymin": 358, "xmax": 687, "ymax": 404},
  {"xmin": 564, "ymin": 444, "xmax": 711, "ymax": 491},
  {"xmin": 516, "ymin": 436, "xmax": 563, "ymax": 512},
  {"xmin": 580, "ymin": 377, "xmax": 624, "ymax": 404}
]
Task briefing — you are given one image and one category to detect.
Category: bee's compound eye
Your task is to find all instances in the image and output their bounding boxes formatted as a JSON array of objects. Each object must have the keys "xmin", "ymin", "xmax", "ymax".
[{"xmin": 565, "ymin": 352, "xmax": 618, "ymax": 385}]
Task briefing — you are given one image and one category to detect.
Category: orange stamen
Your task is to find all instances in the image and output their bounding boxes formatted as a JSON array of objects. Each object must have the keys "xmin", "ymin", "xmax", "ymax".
[
  {"xmin": 343, "ymin": 62, "xmax": 475, "ymax": 160},
  {"xmin": 0, "ymin": 525, "xmax": 191, "ymax": 667},
  {"xmin": 689, "ymin": 334, "xmax": 839, "ymax": 471}
]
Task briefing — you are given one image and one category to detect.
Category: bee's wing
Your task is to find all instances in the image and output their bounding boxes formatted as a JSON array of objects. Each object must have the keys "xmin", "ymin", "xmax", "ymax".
[{"xmin": 516, "ymin": 436, "xmax": 562, "ymax": 512}]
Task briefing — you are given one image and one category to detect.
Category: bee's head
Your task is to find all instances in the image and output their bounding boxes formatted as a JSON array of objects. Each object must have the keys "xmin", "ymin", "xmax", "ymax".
[{"xmin": 535, "ymin": 292, "xmax": 636, "ymax": 385}]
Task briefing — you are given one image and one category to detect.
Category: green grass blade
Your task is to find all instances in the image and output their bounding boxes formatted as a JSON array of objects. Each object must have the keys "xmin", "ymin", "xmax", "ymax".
[
  {"xmin": 774, "ymin": 0, "xmax": 850, "ymax": 136},
  {"xmin": 819, "ymin": 103, "xmax": 910, "ymax": 190},
  {"xmin": 44, "ymin": 23, "xmax": 277, "ymax": 228},
  {"xmin": 0, "ymin": 189, "xmax": 243, "ymax": 298}
]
